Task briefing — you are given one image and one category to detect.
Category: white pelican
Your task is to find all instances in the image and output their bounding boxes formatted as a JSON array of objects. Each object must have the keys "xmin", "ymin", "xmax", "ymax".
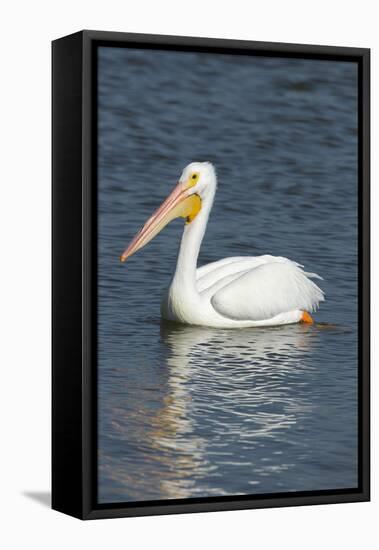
[{"xmin": 120, "ymin": 162, "xmax": 324, "ymax": 328}]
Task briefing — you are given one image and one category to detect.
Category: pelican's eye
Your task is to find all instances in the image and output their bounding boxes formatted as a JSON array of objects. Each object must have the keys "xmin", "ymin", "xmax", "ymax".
[{"xmin": 188, "ymin": 172, "xmax": 200, "ymax": 187}]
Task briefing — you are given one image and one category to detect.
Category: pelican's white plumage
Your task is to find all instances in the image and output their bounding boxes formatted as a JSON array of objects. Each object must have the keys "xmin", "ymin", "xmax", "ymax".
[{"xmin": 121, "ymin": 162, "xmax": 324, "ymax": 328}]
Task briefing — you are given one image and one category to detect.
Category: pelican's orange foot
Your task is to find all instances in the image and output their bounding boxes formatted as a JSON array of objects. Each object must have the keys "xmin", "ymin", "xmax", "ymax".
[{"xmin": 300, "ymin": 311, "xmax": 314, "ymax": 324}]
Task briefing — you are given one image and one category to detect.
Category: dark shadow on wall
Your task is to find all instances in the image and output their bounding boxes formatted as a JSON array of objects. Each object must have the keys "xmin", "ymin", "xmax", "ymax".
[{"xmin": 23, "ymin": 491, "xmax": 51, "ymax": 508}]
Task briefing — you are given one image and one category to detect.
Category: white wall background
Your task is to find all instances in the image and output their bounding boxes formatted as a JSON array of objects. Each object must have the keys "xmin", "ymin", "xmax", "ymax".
[{"xmin": 0, "ymin": 1, "xmax": 376, "ymax": 548}]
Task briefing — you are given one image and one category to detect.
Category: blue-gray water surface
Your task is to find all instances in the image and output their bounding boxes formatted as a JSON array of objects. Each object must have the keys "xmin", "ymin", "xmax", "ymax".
[{"xmin": 97, "ymin": 47, "xmax": 358, "ymax": 503}]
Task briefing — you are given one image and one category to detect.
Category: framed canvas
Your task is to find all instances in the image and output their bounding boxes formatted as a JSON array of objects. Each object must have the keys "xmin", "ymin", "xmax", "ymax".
[{"xmin": 52, "ymin": 30, "xmax": 370, "ymax": 520}]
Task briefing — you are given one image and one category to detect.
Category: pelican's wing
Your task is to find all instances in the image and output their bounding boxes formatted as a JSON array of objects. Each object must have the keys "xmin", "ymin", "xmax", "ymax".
[
  {"xmin": 196, "ymin": 255, "xmax": 290, "ymax": 293},
  {"xmin": 196, "ymin": 256, "xmax": 248, "ymax": 278},
  {"xmin": 210, "ymin": 261, "xmax": 324, "ymax": 322}
]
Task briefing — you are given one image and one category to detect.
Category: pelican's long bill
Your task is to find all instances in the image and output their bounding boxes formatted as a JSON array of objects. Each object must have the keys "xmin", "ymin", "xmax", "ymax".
[{"xmin": 120, "ymin": 181, "xmax": 201, "ymax": 263}]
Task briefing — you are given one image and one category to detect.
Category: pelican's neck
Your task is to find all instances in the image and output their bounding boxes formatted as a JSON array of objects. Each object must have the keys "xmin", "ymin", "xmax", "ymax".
[{"xmin": 173, "ymin": 190, "xmax": 215, "ymax": 292}]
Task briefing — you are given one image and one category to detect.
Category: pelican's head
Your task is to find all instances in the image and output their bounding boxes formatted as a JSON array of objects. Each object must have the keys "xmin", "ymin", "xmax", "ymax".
[
  {"xmin": 120, "ymin": 162, "xmax": 216, "ymax": 263},
  {"xmin": 178, "ymin": 161, "xmax": 217, "ymax": 199}
]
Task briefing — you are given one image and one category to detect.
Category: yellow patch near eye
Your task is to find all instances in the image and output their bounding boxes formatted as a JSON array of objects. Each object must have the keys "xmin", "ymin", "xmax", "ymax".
[{"xmin": 187, "ymin": 172, "xmax": 200, "ymax": 188}]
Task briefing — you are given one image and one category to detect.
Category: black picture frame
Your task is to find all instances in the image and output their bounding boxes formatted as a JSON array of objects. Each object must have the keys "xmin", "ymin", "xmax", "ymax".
[{"xmin": 52, "ymin": 30, "xmax": 370, "ymax": 520}]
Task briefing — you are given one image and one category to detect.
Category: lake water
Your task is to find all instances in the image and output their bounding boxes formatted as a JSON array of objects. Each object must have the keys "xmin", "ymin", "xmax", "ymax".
[{"xmin": 97, "ymin": 46, "xmax": 358, "ymax": 503}]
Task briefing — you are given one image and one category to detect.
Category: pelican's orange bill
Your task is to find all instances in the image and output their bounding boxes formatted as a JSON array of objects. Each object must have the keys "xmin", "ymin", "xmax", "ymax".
[{"xmin": 120, "ymin": 181, "xmax": 201, "ymax": 262}]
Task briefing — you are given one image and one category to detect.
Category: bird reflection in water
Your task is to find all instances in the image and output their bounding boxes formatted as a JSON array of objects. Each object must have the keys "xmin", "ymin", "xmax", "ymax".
[{"xmin": 99, "ymin": 322, "xmax": 319, "ymax": 502}]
